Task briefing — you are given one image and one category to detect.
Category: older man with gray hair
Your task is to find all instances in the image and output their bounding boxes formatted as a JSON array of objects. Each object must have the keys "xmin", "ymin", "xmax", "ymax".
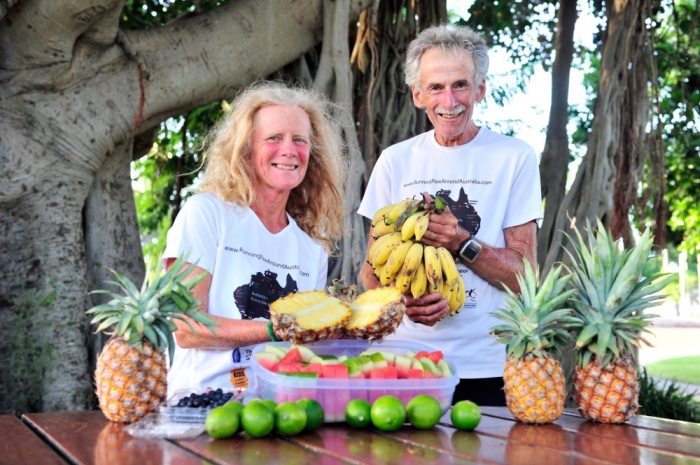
[{"xmin": 358, "ymin": 24, "xmax": 543, "ymax": 406}]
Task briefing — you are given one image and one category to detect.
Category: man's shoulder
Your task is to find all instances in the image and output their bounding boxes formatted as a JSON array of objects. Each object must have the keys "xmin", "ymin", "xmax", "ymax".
[
  {"xmin": 479, "ymin": 128, "xmax": 534, "ymax": 154},
  {"xmin": 383, "ymin": 131, "xmax": 432, "ymax": 154}
]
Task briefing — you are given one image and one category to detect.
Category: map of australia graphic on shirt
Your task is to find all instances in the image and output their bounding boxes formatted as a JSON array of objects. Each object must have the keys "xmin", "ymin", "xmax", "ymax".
[
  {"xmin": 234, "ymin": 270, "xmax": 298, "ymax": 320},
  {"xmin": 434, "ymin": 188, "xmax": 481, "ymax": 236}
]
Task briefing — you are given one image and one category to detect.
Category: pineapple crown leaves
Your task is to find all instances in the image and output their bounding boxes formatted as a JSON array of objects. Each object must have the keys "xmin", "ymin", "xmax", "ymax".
[
  {"xmin": 564, "ymin": 218, "xmax": 676, "ymax": 368},
  {"xmin": 86, "ymin": 253, "xmax": 220, "ymax": 362},
  {"xmin": 490, "ymin": 258, "xmax": 581, "ymax": 360}
]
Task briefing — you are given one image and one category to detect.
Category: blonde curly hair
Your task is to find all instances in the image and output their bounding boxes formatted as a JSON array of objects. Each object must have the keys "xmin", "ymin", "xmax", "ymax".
[{"xmin": 198, "ymin": 81, "xmax": 346, "ymax": 254}]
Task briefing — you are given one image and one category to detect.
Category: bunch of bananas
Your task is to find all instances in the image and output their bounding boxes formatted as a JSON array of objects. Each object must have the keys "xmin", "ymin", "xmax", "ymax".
[{"xmin": 368, "ymin": 198, "xmax": 465, "ymax": 316}]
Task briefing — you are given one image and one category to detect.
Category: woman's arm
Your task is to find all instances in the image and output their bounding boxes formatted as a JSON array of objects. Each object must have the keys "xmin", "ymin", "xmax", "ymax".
[{"xmin": 168, "ymin": 261, "xmax": 271, "ymax": 349}]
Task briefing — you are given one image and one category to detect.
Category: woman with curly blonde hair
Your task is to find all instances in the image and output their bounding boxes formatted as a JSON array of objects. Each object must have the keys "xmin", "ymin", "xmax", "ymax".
[{"xmin": 164, "ymin": 81, "xmax": 347, "ymax": 394}]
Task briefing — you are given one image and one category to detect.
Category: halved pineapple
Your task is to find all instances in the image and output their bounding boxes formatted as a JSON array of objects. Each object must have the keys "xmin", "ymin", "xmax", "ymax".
[
  {"xmin": 270, "ymin": 291, "xmax": 351, "ymax": 344},
  {"xmin": 344, "ymin": 287, "xmax": 405, "ymax": 341}
]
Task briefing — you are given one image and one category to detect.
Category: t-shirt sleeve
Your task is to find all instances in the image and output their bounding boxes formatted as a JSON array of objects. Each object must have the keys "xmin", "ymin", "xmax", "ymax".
[
  {"xmin": 163, "ymin": 194, "xmax": 220, "ymax": 274},
  {"xmin": 503, "ymin": 148, "xmax": 543, "ymax": 229},
  {"xmin": 357, "ymin": 152, "xmax": 393, "ymax": 220}
]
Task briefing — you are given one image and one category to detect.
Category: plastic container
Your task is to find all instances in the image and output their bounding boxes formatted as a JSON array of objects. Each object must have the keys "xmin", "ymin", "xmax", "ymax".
[
  {"xmin": 250, "ymin": 340, "xmax": 458, "ymax": 422},
  {"xmin": 158, "ymin": 387, "xmax": 246, "ymax": 424},
  {"xmin": 124, "ymin": 414, "xmax": 206, "ymax": 439}
]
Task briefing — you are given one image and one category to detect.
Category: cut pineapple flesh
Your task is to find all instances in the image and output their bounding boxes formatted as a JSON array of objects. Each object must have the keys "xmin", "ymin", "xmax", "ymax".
[
  {"xmin": 270, "ymin": 291, "xmax": 350, "ymax": 329},
  {"xmin": 346, "ymin": 287, "xmax": 402, "ymax": 329}
]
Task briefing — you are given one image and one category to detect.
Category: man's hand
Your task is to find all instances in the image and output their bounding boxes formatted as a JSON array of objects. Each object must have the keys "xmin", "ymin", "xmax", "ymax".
[
  {"xmin": 418, "ymin": 192, "xmax": 469, "ymax": 255},
  {"xmin": 404, "ymin": 292, "xmax": 449, "ymax": 327}
]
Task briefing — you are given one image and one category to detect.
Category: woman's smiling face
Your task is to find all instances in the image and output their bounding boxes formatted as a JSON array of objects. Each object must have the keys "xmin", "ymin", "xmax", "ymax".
[{"xmin": 250, "ymin": 104, "xmax": 311, "ymax": 199}]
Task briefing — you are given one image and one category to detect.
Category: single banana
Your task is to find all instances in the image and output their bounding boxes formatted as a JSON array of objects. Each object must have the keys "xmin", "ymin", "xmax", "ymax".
[
  {"xmin": 437, "ymin": 247, "xmax": 460, "ymax": 291},
  {"xmin": 401, "ymin": 212, "xmax": 422, "ymax": 241},
  {"xmin": 371, "ymin": 204, "xmax": 395, "ymax": 227},
  {"xmin": 381, "ymin": 240, "xmax": 415, "ymax": 285},
  {"xmin": 372, "ymin": 232, "xmax": 403, "ymax": 266},
  {"xmin": 423, "ymin": 246, "xmax": 443, "ymax": 293},
  {"xmin": 368, "ymin": 232, "xmax": 395, "ymax": 266},
  {"xmin": 384, "ymin": 199, "xmax": 414, "ymax": 225},
  {"xmin": 414, "ymin": 211, "xmax": 430, "ymax": 241},
  {"xmin": 396, "ymin": 242, "xmax": 424, "ymax": 293},
  {"xmin": 411, "ymin": 261, "xmax": 428, "ymax": 299},
  {"xmin": 441, "ymin": 280, "xmax": 451, "ymax": 300},
  {"xmin": 374, "ymin": 262, "xmax": 386, "ymax": 281},
  {"xmin": 449, "ymin": 275, "xmax": 465, "ymax": 316},
  {"xmin": 392, "ymin": 198, "xmax": 423, "ymax": 231},
  {"xmin": 371, "ymin": 218, "xmax": 395, "ymax": 238}
]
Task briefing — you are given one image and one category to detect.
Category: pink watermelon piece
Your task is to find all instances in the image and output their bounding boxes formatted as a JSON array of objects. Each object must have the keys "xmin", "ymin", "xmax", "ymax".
[
  {"xmin": 414, "ymin": 351, "xmax": 431, "ymax": 360},
  {"xmin": 426, "ymin": 351, "xmax": 443, "ymax": 364},
  {"xmin": 384, "ymin": 366, "xmax": 398, "ymax": 379},
  {"xmin": 279, "ymin": 347, "xmax": 303, "ymax": 364},
  {"xmin": 254, "ymin": 351, "xmax": 281, "ymax": 372},
  {"xmin": 407, "ymin": 368, "xmax": 425, "ymax": 379},
  {"xmin": 278, "ymin": 361, "xmax": 304, "ymax": 374},
  {"xmin": 368, "ymin": 368, "xmax": 384, "ymax": 379}
]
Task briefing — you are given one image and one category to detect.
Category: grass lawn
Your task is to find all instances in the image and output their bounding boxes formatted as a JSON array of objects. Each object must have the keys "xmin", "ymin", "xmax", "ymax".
[{"xmin": 645, "ymin": 355, "xmax": 700, "ymax": 386}]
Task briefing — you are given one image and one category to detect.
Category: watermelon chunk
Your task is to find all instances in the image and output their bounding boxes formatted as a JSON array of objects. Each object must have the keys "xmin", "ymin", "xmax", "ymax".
[
  {"xmin": 278, "ymin": 361, "xmax": 304, "ymax": 373},
  {"xmin": 369, "ymin": 352, "xmax": 388, "ymax": 369},
  {"xmin": 407, "ymin": 368, "xmax": 425, "ymax": 379},
  {"xmin": 394, "ymin": 355, "xmax": 412, "ymax": 379},
  {"xmin": 414, "ymin": 350, "xmax": 431, "ymax": 360},
  {"xmin": 254, "ymin": 351, "xmax": 280, "ymax": 372},
  {"xmin": 291, "ymin": 344, "xmax": 316, "ymax": 362},
  {"xmin": 279, "ymin": 347, "xmax": 303, "ymax": 364},
  {"xmin": 437, "ymin": 359, "xmax": 453, "ymax": 377},
  {"xmin": 384, "ymin": 366, "xmax": 398, "ymax": 379},
  {"xmin": 368, "ymin": 368, "xmax": 384, "ymax": 379},
  {"xmin": 322, "ymin": 364, "xmax": 349, "ymax": 379},
  {"xmin": 420, "ymin": 357, "xmax": 442, "ymax": 377},
  {"xmin": 426, "ymin": 351, "xmax": 443, "ymax": 364}
]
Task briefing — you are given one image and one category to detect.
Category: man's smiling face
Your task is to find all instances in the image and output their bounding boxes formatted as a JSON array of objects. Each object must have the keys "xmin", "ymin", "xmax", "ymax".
[{"xmin": 412, "ymin": 47, "xmax": 486, "ymax": 147}]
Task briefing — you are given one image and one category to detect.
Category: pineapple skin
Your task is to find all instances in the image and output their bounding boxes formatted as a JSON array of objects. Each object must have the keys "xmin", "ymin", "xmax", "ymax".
[
  {"xmin": 95, "ymin": 338, "xmax": 167, "ymax": 423},
  {"xmin": 573, "ymin": 358, "xmax": 639, "ymax": 423},
  {"xmin": 503, "ymin": 354, "xmax": 566, "ymax": 424}
]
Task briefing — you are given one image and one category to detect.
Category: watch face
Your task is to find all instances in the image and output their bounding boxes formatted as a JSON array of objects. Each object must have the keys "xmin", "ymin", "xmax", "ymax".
[{"xmin": 461, "ymin": 239, "xmax": 482, "ymax": 262}]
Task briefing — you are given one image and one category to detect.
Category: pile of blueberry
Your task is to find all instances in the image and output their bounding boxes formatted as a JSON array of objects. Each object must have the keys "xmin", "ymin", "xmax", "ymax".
[{"xmin": 174, "ymin": 388, "xmax": 234, "ymax": 409}]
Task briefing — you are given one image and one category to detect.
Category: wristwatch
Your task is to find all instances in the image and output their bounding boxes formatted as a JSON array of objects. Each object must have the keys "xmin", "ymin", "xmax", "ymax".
[{"xmin": 458, "ymin": 237, "xmax": 482, "ymax": 263}]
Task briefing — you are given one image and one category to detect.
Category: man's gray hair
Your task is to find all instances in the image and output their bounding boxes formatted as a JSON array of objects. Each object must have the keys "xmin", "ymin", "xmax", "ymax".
[{"xmin": 405, "ymin": 24, "xmax": 489, "ymax": 89}]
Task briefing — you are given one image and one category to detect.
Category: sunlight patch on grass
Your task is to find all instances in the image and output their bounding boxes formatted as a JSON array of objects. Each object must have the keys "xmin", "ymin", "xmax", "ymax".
[{"xmin": 645, "ymin": 355, "xmax": 700, "ymax": 386}]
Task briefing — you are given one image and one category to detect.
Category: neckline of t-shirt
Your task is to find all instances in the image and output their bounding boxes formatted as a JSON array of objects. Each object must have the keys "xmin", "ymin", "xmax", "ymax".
[{"xmin": 427, "ymin": 127, "xmax": 489, "ymax": 153}]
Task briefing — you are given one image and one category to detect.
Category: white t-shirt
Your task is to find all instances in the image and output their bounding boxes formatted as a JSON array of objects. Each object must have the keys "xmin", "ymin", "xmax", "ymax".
[
  {"xmin": 357, "ymin": 128, "xmax": 543, "ymax": 379},
  {"xmin": 163, "ymin": 193, "xmax": 328, "ymax": 394}
]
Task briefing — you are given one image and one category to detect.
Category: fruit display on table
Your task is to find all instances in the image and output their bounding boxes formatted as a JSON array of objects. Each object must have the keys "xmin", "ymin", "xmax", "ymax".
[
  {"xmin": 566, "ymin": 220, "xmax": 674, "ymax": 423},
  {"xmin": 490, "ymin": 259, "xmax": 580, "ymax": 424},
  {"xmin": 86, "ymin": 254, "xmax": 219, "ymax": 423},
  {"xmin": 269, "ymin": 285, "xmax": 406, "ymax": 343},
  {"xmin": 251, "ymin": 340, "xmax": 459, "ymax": 422},
  {"xmin": 368, "ymin": 197, "xmax": 465, "ymax": 315}
]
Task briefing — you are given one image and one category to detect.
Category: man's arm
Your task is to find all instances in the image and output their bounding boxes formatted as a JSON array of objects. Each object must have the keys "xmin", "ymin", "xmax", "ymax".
[{"xmin": 421, "ymin": 211, "xmax": 537, "ymax": 293}]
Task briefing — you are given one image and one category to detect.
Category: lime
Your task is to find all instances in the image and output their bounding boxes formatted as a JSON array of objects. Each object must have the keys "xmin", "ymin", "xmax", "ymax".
[
  {"xmin": 345, "ymin": 398, "xmax": 371, "ymax": 429},
  {"xmin": 274, "ymin": 402, "xmax": 308, "ymax": 436},
  {"xmin": 296, "ymin": 398, "xmax": 324, "ymax": 432},
  {"xmin": 406, "ymin": 394, "xmax": 442, "ymax": 429},
  {"xmin": 241, "ymin": 402, "xmax": 275, "ymax": 438},
  {"xmin": 205, "ymin": 405, "xmax": 240, "ymax": 439},
  {"xmin": 261, "ymin": 399, "xmax": 278, "ymax": 411},
  {"xmin": 370, "ymin": 395, "xmax": 406, "ymax": 432},
  {"xmin": 222, "ymin": 401, "xmax": 244, "ymax": 417},
  {"xmin": 451, "ymin": 400, "xmax": 481, "ymax": 431}
]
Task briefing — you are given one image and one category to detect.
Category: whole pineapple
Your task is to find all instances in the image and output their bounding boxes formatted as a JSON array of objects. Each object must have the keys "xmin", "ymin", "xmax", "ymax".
[
  {"xmin": 87, "ymin": 255, "xmax": 219, "ymax": 423},
  {"xmin": 491, "ymin": 259, "xmax": 580, "ymax": 424},
  {"xmin": 566, "ymin": 219, "xmax": 674, "ymax": 423}
]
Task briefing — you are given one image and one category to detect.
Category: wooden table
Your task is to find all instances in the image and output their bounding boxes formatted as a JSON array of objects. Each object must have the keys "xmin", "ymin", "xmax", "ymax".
[{"xmin": 4, "ymin": 408, "xmax": 699, "ymax": 464}]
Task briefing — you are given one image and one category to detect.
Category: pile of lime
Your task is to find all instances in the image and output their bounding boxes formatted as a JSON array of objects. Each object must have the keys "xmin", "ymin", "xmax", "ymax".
[
  {"xmin": 344, "ymin": 395, "xmax": 481, "ymax": 432},
  {"xmin": 205, "ymin": 397, "xmax": 324, "ymax": 439}
]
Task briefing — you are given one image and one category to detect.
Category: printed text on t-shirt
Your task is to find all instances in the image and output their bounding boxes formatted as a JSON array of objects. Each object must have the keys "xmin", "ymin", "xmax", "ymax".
[
  {"xmin": 223, "ymin": 246, "xmax": 309, "ymax": 277},
  {"xmin": 403, "ymin": 178, "xmax": 492, "ymax": 188}
]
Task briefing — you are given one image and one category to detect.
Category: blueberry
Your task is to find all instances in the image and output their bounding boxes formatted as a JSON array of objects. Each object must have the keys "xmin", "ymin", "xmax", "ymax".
[
  {"xmin": 177, "ymin": 398, "xmax": 188, "ymax": 407},
  {"xmin": 223, "ymin": 392, "xmax": 233, "ymax": 400},
  {"xmin": 191, "ymin": 399, "xmax": 201, "ymax": 408},
  {"xmin": 215, "ymin": 388, "xmax": 223, "ymax": 394},
  {"xmin": 212, "ymin": 392, "xmax": 222, "ymax": 401},
  {"xmin": 217, "ymin": 400, "xmax": 227, "ymax": 407}
]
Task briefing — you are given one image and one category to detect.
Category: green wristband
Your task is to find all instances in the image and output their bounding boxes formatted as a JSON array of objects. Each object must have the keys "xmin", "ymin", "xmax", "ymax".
[{"xmin": 267, "ymin": 320, "xmax": 278, "ymax": 342}]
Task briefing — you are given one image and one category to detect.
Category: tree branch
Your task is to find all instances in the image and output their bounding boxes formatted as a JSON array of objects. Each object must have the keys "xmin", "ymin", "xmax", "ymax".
[
  {"xmin": 129, "ymin": 0, "xmax": 372, "ymax": 131},
  {"xmin": 0, "ymin": 0, "xmax": 126, "ymax": 69}
]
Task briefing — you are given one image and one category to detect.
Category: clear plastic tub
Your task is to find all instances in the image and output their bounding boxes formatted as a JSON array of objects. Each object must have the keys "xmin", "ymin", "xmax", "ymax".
[
  {"xmin": 159, "ymin": 387, "xmax": 246, "ymax": 423},
  {"xmin": 250, "ymin": 340, "xmax": 459, "ymax": 422}
]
